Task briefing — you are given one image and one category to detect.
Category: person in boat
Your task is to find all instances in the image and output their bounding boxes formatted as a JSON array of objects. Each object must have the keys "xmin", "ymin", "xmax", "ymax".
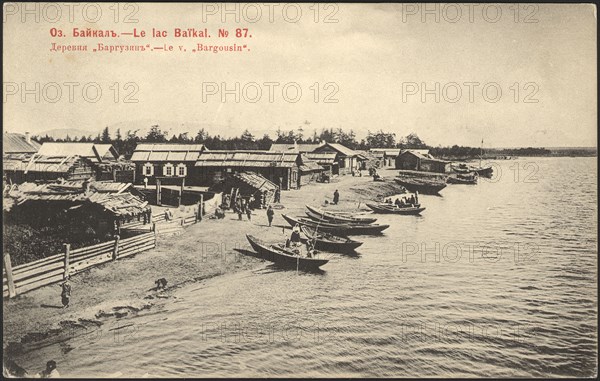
[
  {"xmin": 394, "ymin": 198, "xmax": 402, "ymax": 208},
  {"xmin": 415, "ymin": 191, "xmax": 419, "ymax": 205},
  {"xmin": 290, "ymin": 224, "xmax": 302, "ymax": 246},
  {"xmin": 266, "ymin": 205, "xmax": 275, "ymax": 227},
  {"xmin": 410, "ymin": 194, "xmax": 416, "ymax": 205}
]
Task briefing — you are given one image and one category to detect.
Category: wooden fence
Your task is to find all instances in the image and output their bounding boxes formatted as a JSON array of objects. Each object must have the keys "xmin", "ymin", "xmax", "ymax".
[
  {"xmin": 3, "ymin": 232, "xmax": 156, "ymax": 298},
  {"xmin": 3, "ymin": 202, "xmax": 206, "ymax": 299}
]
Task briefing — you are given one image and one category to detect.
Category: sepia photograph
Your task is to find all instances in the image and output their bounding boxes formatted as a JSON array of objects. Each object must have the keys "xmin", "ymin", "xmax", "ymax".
[{"xmin": 2, "ymin": 2, "xmax": 598, "ymax": 378}]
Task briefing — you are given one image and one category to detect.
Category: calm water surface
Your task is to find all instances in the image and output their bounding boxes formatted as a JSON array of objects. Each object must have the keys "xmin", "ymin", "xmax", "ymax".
[{"xmin": 14, "ymin": 157, "xmax": 598, "ymax": 377}]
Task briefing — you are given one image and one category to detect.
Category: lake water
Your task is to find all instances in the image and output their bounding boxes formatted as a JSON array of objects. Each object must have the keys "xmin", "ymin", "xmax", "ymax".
[{"xmin": 11, "ymin": 157, "xmax": 598, "ymax": 377}]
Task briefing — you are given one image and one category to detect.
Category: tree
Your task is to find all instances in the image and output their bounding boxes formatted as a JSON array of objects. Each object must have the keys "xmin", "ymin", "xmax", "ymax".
[
  {"xmin": 256, "ymin": 134, "xmax": 273, "ymax": 150},
  {"xmin": 366, "ymin": 130, "xmax": 396, "ymax": 148},
  {"xmin": 146, "ymin": 125, "xmax": 166, "ymax": 143},
  {"xmin": 404, "ymin": 133, "xmax": 426, "ymax": 148},
  {"xmin": 240, "ymin": 129, "xmax": 255, "ymax": 142},
  {"xmin": 101, "ymin": 126, "xmax": 111, "ymax": 143},
  {"xmin": 195, "ymin": 128, "xmax": 209, "ymax": 143},
  {"xmin": 115, "ymin": 128, "xmax": 122, "ymax": 141}
]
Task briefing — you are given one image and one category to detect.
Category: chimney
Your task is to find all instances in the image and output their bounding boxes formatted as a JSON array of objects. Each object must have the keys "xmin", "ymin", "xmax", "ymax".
[{"xmin": 25, "ymin": 132, "xmax": 31, "ymax": 144}]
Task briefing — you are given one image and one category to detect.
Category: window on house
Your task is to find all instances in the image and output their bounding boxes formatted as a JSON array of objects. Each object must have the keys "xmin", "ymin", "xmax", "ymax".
[
  {"xmin": 143, "ymin": 164, "xmax": 153, "ymax": 176},
  {"xmin": 164, "ymin": 164, "xmax": 174, "ymax": 176},
  {"xmin": 177, "ymin": 165, "xmax": 186, "ymax": 177}
]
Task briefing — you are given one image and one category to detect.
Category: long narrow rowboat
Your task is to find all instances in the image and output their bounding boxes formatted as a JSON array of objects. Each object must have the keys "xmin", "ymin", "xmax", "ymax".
[
  {"xmin": 447, "ymin": 174, "xmax": 478, "ymax": 184},
  {"xmin": 282, "ymin": 214, "xmax": 389, "ymax": 235},
  {"xmin": 300, "ymin": 225, "xmax": 363, "ymax": 252},
  {"xmin": 246, "ymin": 235, "xmax": 328, "ymax": 271},
  {"xmin": 305, "ymin": 205, "xmax": 377, "ymax": 225},
  {"xmin": 472, "ymin": 166, "xmax": 493, "ymax": 178},
  {"xmin": 365, "ymin": 203, "xmax": 426, "ymax": 215},
  {"xmin": 394, "ymin": 178, "xmax": 446, "ymax": 195}
]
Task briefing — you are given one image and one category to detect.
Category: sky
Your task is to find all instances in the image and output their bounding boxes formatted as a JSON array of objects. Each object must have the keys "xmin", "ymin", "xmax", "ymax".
[{"xmin": 3, "ymin": 3, "xmax": 597, "ymax": 147}]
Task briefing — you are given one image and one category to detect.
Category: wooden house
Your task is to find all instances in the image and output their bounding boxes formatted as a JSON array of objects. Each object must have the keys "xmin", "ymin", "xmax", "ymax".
[
  {"xmin": 395, "ymin": 150, "xmax": 451, "ymax": 173},
  {"xmin": 195, "ymin": 150, "xmax": 306, "ymax": 190},
  {"xmin": 369, "ymin": 148, "xmax": 401, "ymax": 167},
  {"xmin": 32, "ymin": 142, "xmax": 132, "ymax": 182},
  {"xmin": 312, "ymin": 143, "xmax": 362, "ymax": 174},
  {"xmin": 3, "ymin": 179, "xmax": 151, "ymax": 261},
  {"xmin": 305, "ymin": 152, "xmax": 339, "ymax": 177},
  {"xmin": 3, "ymin": 155, "xmax": 95, "ymax": 184},
  {"xmin": 130, "ymin": 143, "xmax": 207, "ymax": 185}
]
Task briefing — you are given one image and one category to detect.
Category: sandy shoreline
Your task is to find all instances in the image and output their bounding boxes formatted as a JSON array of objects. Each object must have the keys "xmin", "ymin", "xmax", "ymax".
[{"xmin": 3, "ymin": 174, "xmax": 405, "ymax": 360}]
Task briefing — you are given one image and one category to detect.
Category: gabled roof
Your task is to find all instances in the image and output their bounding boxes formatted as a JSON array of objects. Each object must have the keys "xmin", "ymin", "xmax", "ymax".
[
  {"xmin": 305, "ymin": 152, "xmax": 338, "ymax": 164},
  {"xmin": 401, "ymin": 149, "xmax": 430, "ymax": 157},
  {"xmin": 131, "ymin": 143, "xmax": 206, "ymax": 162},
  {"xmin": 37, "ymin": 143, "xmax": 119, "ymax": 163},
  {"xmin": 399, "ymin": 150, "xmax": 449, "ymax": 164},
  {"xmin": 312, "ymin": 142, "xmax": 359, "ymax": 157},
  {"xmin": 269, "ymin": 143, "xmax": 324, "ymax": 153},
  {"xmin": 3, "ymin": 133, "xmax": 41, "ymax": 154},
  {"xmin": 370, "ymin": 148, "xmax": 402, "ymax": 156},
  {"xmin": 195, "ymin": 150, "xmax": 300, "ymax": 168}
]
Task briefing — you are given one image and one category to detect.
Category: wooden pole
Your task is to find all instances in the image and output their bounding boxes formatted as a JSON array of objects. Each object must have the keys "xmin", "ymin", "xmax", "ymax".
[
  {"xmin": 199, "ymin": 194, "xmax": 204, "ymax": 221},
  {"xmin": 113, "ymin": 235, "xmax": 120, "ymax": 260},
  {"xmin": 63, "ymin": 243, "xmax": 71, "ymax": 280},
  {"xmin": 156, "ymin": 178, "xmax": 161, "ymax": 206},
  {"xmin": 3, "ymin": 254, "xmax": 16, "ymax": 298}
]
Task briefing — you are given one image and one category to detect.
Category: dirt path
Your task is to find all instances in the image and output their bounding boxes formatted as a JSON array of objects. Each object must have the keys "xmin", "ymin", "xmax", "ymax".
[{"xmin": 3, "ymin": 174, "xmax": 404, "ymax": 357}]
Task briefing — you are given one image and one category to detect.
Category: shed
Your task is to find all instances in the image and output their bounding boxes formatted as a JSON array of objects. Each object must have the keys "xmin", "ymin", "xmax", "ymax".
[
  {"xmin": 395, "ymin": 150, "xmax": 451, "ymax": 173},
  {"xmin": 209, "ymin": 171, "xmax": 277, "ymax": 209}
]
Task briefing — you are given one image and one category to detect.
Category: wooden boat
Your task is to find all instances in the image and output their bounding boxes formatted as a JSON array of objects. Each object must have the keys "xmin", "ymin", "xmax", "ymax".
[
  {"xmin": 300, "ymin": 225, "xmax": 363, "ymax": 252},
  {"xmin": 245, "ymin": 235, "xmax": 328, "ymax": 271},
  {"xmin": 447, "ymin": 173, "xmax": 478, "ymax": 184},
  {"xmin": 452, "ymin": 163, "xmax": 472, "ymax": 174},
  {"xmin": 394, "ymin": 177, "xmax": 446, "ymax": 194},
  {"xmin": 305, "ymin": 205, "xmax": 377, "ymax": 225},
  {"xmin": 282, "ymin": 214, "xmax": 389, "ymax": 235},
  {"xmin": 472, "ymin": 166, "xmax": 493, "ymax": 178},
  {"xmin": 365, "ymin": 203, "xmax": 425, "ymax": 215}
]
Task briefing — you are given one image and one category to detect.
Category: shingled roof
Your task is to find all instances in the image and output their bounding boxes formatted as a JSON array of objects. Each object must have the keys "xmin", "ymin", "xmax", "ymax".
[
  {"xmin": 3, "ymin": 180, "xmax": 149, "ymax": 217},
  {"xmin": 269, "ymin": 143, "xmax": 324, "ymax": 153},
  {"xmin": 37, "ymin": 143, "xmax": 119, "ymax": 163},
  {"xmin": 3, "ymin": 133, "xmax": 41, "ymax": 154},
  {"xmin": 195, "ymin": 150, "xmax": 300, "ymax": 168},
  {"xmin": 131, "ymin": 143, "xmax": 207, "ymax": 162}
]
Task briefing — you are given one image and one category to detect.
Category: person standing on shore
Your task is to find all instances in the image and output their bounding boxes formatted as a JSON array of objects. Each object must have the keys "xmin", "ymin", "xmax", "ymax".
[
  {"xmin": 266, "ymin": 205, "xmax": 274, "ymax": 227},
  {"xmin": 333, "ymin": 189, "xmax": 340, "ymax": 205},
  {"xmin": 60, "ymin": 280, "xmax": 71, "ymax": 308},
  {"xmin": 274, "ymin": 187, "xmax": 281, "ymax": 203},
  {"xmin": 38, "ymin": 360, "xmax": 60, "ymax": 378},
  {"xmin": 246, "ymin": 205, "xmax": 252, "ymax": 221}
]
